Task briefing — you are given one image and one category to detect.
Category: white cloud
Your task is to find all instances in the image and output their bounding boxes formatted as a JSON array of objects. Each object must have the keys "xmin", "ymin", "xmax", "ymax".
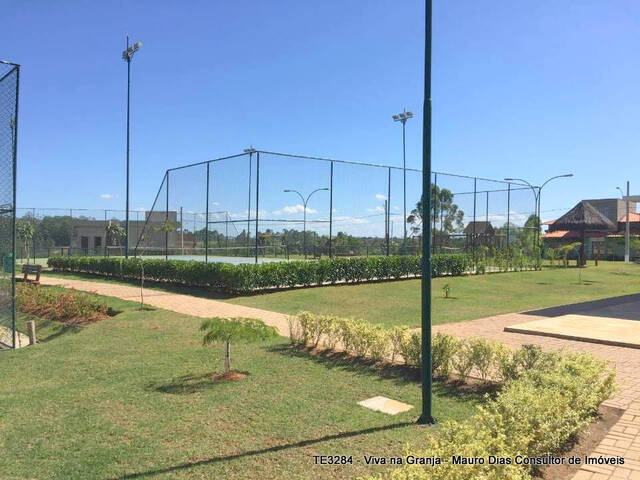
[
  {"xmin": 100, "ymin": 194, "xmax": 116, "ymax": 200},
  {"xmin": 272, "ymin": 204, "xmax": 317, "ymax": 215},
  {"xmin": 212, "ymin": 201, "xmax": 220, "ymax": 206},
  {"xmin": 366, "ymin": 206, "xmax": 385, "ymax": 214},
  {"xmin": 375, "ymin": 193, "xmax": 387, "ymax": 201}
]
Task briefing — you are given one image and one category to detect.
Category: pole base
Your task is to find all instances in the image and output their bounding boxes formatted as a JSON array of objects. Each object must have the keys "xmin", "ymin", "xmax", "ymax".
[{"xmin": 417, "ymin": 414, "xmax": 436, "ymax": 426}]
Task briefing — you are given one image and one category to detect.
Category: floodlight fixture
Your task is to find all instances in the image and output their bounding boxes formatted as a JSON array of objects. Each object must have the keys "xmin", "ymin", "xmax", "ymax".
[{"xmin": 122, "ymin": 40, "xmax": 143, "ymax": 61}]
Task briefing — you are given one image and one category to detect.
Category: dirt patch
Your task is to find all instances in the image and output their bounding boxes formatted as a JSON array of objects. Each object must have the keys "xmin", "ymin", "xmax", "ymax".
[
  {"xmin": 537, "ymin": 405, "xmax": 624, "ymax": 479},
  {"xmin": 210, "ymin": 372, "xmax": 246, "ymax": 382}
]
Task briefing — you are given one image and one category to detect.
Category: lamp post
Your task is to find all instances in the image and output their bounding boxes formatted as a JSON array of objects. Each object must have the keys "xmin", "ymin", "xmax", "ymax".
[
  {"xmin": 393, "ymin": 109, "xmax": 414, "ymax": 255},
  {"xmin": 617, "ymin": 182, "xmax": 630, "ymax": 263},
  {"xmin": 418, "ymin": 0, "xmax": 435, "ymax": 426},
  {"xmin": 122, "ymin": 37, "xmax": 142, "ymax": 258},
  {"xmin": 505, "ymin": 174, "xmax": 573, "ymax": 259},
  {"xmin": 283, "ymin": 187, "xmax": 329, "ymax": 259}
]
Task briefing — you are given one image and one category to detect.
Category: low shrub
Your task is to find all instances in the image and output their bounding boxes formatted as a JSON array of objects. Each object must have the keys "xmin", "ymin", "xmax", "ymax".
[
  {"xmin": 360, "ymin": 348, "xmax": 616, "ymax": 480},
  {"xmin": 47, "ymin": 253, "xmax": 471, "ymax": 294},
  {"xmin": 431, "ymin": 333, "xmax": 457, "ymax": 378},
  {"xmin": 16, "ymin": 283, "xmax": 110, "ymax": 325}
]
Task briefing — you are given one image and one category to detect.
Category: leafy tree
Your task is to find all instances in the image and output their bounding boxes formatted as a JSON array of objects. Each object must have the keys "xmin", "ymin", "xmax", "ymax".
[
  {"xmin": 200, "ymin": 317, "xmax": 278, "ymax": 376},
  {"xmin": 16, "ymin": 220, "xmax": 35, "ymax": 263},
  {"xmin": 517, "ymin": 214, "xmax": 540, "ymax": 256},
  {"xmin": 105, "ymin": 221, "xmax": 126, "ymax": 246},
  {"xmin": 407, "ymin": 186, "xmax": 465, "ymax": 236}
]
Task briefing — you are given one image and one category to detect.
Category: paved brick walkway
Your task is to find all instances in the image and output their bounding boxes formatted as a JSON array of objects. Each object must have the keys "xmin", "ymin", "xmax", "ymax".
[
  {"xmin": 39, "ymin": 276, "xmax": 292, "ymax": 336},
  {"xmin": 39, "ymin": 276, "xmax": 640, "ymax": 479},
  {"xmin": 436, "ymin": 313, "xmax": 640, "ymax": 479}
]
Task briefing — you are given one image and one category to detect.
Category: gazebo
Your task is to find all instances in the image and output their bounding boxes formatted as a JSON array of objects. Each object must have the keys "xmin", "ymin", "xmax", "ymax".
[{"xmin": 551, "ymin": 201, "xmax": 617, "ymax": 265}]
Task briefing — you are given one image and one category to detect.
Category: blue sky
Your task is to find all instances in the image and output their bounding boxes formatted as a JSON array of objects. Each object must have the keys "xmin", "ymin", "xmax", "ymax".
[{"xmin": 3, "ymin": 0, "xmax": 639, "ymax": 236}]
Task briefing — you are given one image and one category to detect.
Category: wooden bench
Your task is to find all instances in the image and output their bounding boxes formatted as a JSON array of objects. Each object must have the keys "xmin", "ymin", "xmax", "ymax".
[{"xmin": 21, "ymin": 264, "xmax": 42, "ymax": 285}]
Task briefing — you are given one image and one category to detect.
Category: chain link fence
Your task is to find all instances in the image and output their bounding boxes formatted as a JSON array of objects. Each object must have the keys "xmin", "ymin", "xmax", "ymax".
[
  {"xmin": 0, "ymin": 61, "xmax": 19, "ymax": 349},
  {"xmin": 131, "ymin": 150, "xmax": 538, "ymax": 265}
]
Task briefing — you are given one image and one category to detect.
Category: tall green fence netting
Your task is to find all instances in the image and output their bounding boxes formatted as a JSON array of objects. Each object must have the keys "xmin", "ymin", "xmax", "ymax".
[{"xmin": 0, "ymin": 61, "xmax": 19, "ymax": 349}]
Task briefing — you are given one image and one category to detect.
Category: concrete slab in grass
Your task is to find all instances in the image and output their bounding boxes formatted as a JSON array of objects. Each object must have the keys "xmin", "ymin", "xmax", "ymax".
[
  {"xmin": 505, "ymin": 314, "xmax": 640, "ymax": 349},
  {"xmin": 358, "ymin": 396, "xmax": 413, "ymax": 415}
]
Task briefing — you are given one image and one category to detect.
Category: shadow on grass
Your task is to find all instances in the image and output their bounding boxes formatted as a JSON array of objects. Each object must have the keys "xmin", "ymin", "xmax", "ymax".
[
  {"xmin": 109, "ymin": 421, "xmax": 415, "ymax": 480},
  {"xmin": 267, "ymin": 344, "xmax": 496, "ymax": 402},
  {"xmin": 147, "ymin": 371, "xmax": 251, "ymax": 395}
]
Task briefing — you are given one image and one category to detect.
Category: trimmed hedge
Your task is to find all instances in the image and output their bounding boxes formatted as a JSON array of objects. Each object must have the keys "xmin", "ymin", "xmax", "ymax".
[
  {"xmin": 292, "ymin": 312, "xmax": 616, "ymax": 480},
  {"xmin": 47, "ymin": 254, "xmax": 470, "ymax": 294}
]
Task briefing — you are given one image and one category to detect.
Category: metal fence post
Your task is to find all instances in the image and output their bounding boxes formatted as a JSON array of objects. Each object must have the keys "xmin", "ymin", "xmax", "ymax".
[
  {"xmin": 255, "ymin": 152, "xmax": 260, "ymax": 264},
  {"xmin": 472, "ymin": 178, "xmax": 477, "ymax": 257},
  {"xmin": 433, "ymin": 173, "xmax": 437, "ymax": 253},
  {"xmin": 165, "ymin": 171, "xmax": 169, "ymax": 260},
  {"xmin": 507, "ymin": 183, "xmax": 511, "ymax": 250},
  {"xmin": 387, "ymin": 167, "xmax": 391, "ymax": 256},
  {"xmin": 10, "ymin": 64, "xmax": 20, "ymax": 348},
  {"xmin": 69, "ymin": 208, "xmax": 73, "ymax": 255},
  {"xmin": 247, "ymin": 152, "xmax": 252, "ymax": 256},
  {"xmin": 104, "ymin": 210, "xmax": 107, "ymax": 256},
  {"xmin": 486, "ymin": 190, "xmax": 489, "ymax": 249},
  {"xmin": 329, "ymin": 161, "xmax": 333, "ymax": 258},
  {"xmin": 205, "ymin": 163, "xmax": 210, "ymax": 263}
]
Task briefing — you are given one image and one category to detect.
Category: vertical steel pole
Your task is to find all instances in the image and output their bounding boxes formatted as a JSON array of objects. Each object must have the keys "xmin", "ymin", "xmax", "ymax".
[
  {"xmin": 387, "ymin": 167, "xmax": 391, "ymax": 255},
  {"xmin": 255, "ymin": 152, "xmax": 260, "ymax": 264},
  {"xmin": 507, "ymin": 183, "xmax": 511, "ymax": 249},
  {"xmin": 70, "ymin": 208, "xmax": 73, "ymax": 255},
  {"xmin": 472, "ymin": 178, "xmax": 477, "ymax": 256},
  {"xmin": 329, "ymin": 161, "xmax": 334, "ymax": 258},
  {"xmin": 205, "ymin": 163, "xmax": 210, "ymax": 263},
  {"xmin": 180, "ymin": 206, "xmax": 184, "ymax": 256},
  {"xmin": 247, "ymin": 152, "xmax": 252, "ymax": 256},
  {"xmin": 486, "ymin": 191, "xmax": 489, "ymax": 249},
  {"xmin": 385, "ymin": 200, "xmax": 389, "ymax": 256},
  {"xmin": 626, "ymin": 181, "xmax": 630, "ymax": 262},
  {"xmin": 125, "ymin": 37, "xmax": 131, "ymax": 259},
  {"xmin": 10, "ymin": 65, "xmax": 19, "ymax": 348},
  {"xmin": 104, "ymin": 210, "xmax": 108, "ymax": 256},
  {"xmin": 433, "ymin": 173, "xmax": 437, "ymax": 253},
  {"xmin": 402, "ymin": 119, "xmax": 407, "ymax": 254},
  {"xmin": 165, "ymin": 172, "xmax": 169, "ymax": 260},
  {"xmin": 418, "ymin": 0, "xmax": 435, "ymax": 425}
]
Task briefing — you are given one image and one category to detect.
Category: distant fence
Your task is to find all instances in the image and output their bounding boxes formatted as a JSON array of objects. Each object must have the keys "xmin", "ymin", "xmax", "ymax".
[
  {"xmin": 134, "ymin": 150, "xmax": 538, "ymax": 263},
  {"xmin": 13, "ymin": 153, "xmax": 539, "ymax": 265}
]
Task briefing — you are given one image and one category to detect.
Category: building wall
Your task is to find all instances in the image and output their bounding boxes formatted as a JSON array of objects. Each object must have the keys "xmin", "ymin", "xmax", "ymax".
[{"xmin": 584, "ymin": 198, "xmax": 638, "ymax": 224}]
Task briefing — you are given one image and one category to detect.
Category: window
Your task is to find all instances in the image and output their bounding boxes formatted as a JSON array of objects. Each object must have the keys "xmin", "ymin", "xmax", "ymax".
[{"xmin": 94, "ymin": 236, "xmax": 102, "ymax": 248}]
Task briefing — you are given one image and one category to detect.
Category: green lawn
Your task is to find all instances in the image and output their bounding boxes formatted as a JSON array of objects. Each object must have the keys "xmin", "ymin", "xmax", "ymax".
[
  {"xmin": 226, "ymin": 261, "xmax": 640, "ymax": 327},
  {"xmin": 1, "ymin": 291, "xmax": 479, "ymax": 480}
]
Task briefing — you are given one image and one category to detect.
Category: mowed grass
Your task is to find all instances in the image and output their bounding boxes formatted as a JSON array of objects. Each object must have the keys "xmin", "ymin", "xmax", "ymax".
[
  {"xmin": 226, "ymin": 261, "xmax": 640, "ymax": 327},
  {"xmin": 1, "ymin": 292, "xmax": 479, "ymax": 480}
]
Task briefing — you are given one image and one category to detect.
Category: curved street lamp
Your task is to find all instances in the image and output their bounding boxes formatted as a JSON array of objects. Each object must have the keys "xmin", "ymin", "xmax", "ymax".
[
  {"xmin": 504, "ymin": 174, "xmax": 573, "ymax": 255},
  {"xmin": 283, "ymin": 187, "xmax": 329, "ymax": 258}
]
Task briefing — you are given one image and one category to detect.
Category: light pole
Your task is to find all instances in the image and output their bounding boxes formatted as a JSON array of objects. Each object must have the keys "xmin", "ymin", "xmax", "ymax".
[
  {"xmin": 505, "ymin": 174, "xmax": 573, "ymax": 259},
  {"xmin": 418, "ymin": 0, "xmax": 435, "ymax": 426},
  {"xmin": 122, "ymin": 37, "xmax": 142, "ymax": 258},
  {"xmin": 504, "ymin": 178, "xmax": 540, "ymax": 254},
  {"xmin": 283, "ymin": 187, "xmax": 329, "ymax": 259},
  {"xmin": 393, "ymin": 110, "xmax": 414, "ymax": 255},
  {"xmin": 617, "ymin": 182, "xmax": 630, "ymax": 262}
]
